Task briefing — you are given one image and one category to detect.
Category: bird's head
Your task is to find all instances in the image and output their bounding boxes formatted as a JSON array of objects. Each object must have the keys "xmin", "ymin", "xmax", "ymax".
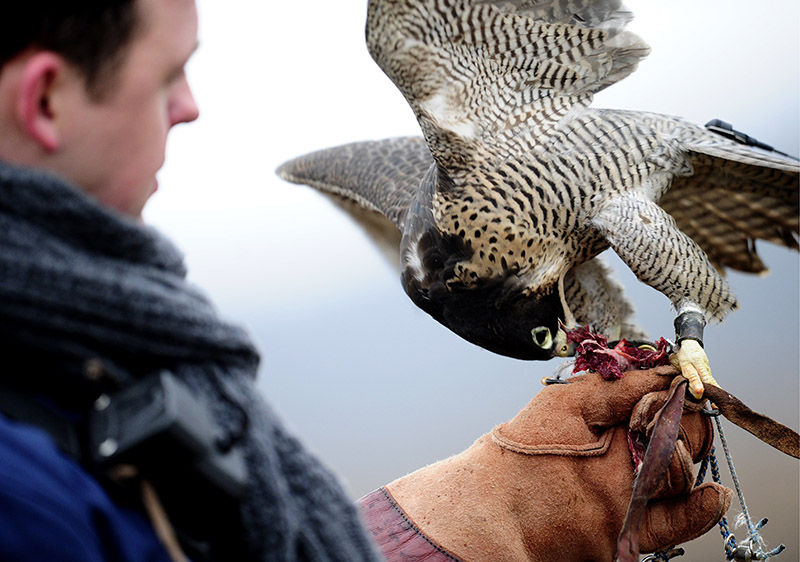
[
  {"xmin": 407, "ymin": 273, "xmax": 573, "ymax": 360},
  {"xmin": 402, "ymin": 221, "xmax": 574, "ymax": 360}
]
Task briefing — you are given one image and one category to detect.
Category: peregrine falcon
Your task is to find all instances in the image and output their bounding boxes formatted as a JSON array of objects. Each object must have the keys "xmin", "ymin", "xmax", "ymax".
[{"xmin": 277, "ymin": 0, "xmax": 799, "ymax": 397}]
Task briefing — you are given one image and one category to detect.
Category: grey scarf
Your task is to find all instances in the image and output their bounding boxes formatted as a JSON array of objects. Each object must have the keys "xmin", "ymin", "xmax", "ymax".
[{"xmin": 0, "ymin": 160, "xmax": 379, "ymax": 561}]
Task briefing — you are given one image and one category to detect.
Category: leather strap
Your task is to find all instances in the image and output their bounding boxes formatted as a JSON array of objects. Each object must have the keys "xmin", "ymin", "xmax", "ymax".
[
  {"xmin": 617, "ymin": 379, "xmax": 688, "ymax": 562},
  {"xmin": 703, "ymin": 385, "xmax": 799, "ymax": 459}
]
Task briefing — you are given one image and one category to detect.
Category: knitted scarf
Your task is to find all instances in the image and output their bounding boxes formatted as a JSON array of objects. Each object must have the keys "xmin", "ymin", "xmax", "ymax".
[{"xmin": 0, "ymin": 160, "xmax": 379, "ymax": 561}]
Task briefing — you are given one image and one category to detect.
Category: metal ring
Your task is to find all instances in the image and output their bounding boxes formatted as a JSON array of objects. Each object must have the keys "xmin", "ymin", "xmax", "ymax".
[{"xmin": 541, "ymin": 377, "xmax": 569, "ymax": 385}]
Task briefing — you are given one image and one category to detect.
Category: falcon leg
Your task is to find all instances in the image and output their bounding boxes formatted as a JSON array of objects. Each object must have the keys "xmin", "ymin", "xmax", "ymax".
[{"xmin": 670, "ymin": 308, "xmax": 718, "ymax": 398}]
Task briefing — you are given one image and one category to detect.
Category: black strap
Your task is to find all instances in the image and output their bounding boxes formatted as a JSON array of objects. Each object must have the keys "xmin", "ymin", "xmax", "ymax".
[
  {"xmin": 0, "ymin": 386, "xmax": 83, "ymax": 460},
  {"xmin": 0, "ymin": 373, "xmax": 249, "ymax": 561}
]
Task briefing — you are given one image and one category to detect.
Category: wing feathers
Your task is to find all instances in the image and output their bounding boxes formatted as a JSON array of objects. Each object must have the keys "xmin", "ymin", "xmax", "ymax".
[
  {"xmin": 658, "ymin": 134, "xmax": 799, "ymax": 274},
  {"xmin": 366, "ymin": 0, "xmax": 649, "ymax": 168},
  {"xmin": 276, "ymin": 137, "xmax": 433, "ymax": 230},
  {"xmin": 477, "ymin": 0, "xmax": 633, "ymax": 28}
]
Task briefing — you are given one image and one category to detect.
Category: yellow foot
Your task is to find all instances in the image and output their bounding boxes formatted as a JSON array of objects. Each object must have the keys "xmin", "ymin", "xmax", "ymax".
[{"xmin": 669, "ymin": 339, "xmax": 719, "ymax": 399}]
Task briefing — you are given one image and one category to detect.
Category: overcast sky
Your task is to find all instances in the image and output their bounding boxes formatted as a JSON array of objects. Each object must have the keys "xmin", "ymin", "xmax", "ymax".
[{"xmin": 146, "ymin": 2, "xmax": 799, "ymax": 557}]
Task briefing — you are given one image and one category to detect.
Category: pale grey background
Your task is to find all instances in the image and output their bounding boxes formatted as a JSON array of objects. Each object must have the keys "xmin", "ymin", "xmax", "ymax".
[{"xmin": 148, "ymin": 1, "xmax": 799, "ymax": 559}]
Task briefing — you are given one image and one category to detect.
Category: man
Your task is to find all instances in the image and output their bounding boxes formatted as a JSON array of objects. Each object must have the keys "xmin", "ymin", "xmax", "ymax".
[
  {"xmin": 0, "ymin": 1, "xmax": 730, "ymax": 560},
  {"xmin": 0, "ymin": 1, "xmax": 379, "ymax": 560}
]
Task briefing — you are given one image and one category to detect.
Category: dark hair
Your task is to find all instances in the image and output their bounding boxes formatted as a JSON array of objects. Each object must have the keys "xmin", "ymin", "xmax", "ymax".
[{"xmin": 0, "ymin": 1, "xmax": 140, "ymax": 96}]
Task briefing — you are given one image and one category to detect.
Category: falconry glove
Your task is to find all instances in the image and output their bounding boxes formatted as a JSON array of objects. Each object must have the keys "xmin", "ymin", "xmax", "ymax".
[{"xmin": 359, "ymin": 367, "xmax": 732, "ymax": 561}]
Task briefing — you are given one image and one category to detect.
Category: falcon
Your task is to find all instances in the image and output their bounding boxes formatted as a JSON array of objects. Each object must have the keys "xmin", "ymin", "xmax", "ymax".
[{"xmin": 277, "ymin": 0, "xmax": 799, "ymax": 398}]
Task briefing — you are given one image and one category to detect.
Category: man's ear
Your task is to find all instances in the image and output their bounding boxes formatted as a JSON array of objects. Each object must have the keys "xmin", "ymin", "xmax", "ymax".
[{"xmin": 15, "ymin": 52, "xmax": 67, "ymax": 153}]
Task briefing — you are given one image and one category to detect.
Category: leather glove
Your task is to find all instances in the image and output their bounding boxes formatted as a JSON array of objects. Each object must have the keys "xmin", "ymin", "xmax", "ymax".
[{"xmin": 358, "ymin": 366, "xmax": 732, "ymax": 561}]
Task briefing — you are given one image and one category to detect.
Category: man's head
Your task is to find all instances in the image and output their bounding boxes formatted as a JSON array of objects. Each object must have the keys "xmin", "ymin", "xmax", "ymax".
[
  {"xmin": 0, "ymin": 2, "xmax": 140, "ymax": 98},
  {"xmin": 0, "ymin": 0, "xmax": 199, "ymax": 220}
]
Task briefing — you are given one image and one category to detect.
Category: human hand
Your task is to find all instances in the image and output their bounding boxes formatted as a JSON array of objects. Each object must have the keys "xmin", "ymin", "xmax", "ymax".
[{"xmin": 359, "ymin": 366, "xmax": 732, "ymax": 561}]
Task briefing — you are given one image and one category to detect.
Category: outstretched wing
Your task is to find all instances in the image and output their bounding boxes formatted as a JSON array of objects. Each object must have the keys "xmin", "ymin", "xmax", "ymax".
[
  {"xmin": 657, "ymin": 127, "xmax": 799, "ymax": 274},
  {"xmin": 366, "ymin": 0, "xmax": 650, "ymax": 173},
  {"xmin": 276, "ymin": 137, "xmax": 432, "ymax": 231}
]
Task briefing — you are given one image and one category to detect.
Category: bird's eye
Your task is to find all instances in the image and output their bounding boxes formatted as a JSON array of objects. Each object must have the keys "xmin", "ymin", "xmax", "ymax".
[{"xmin": 531, "ymin": 326, "xmax": 553, "ymax": 349}]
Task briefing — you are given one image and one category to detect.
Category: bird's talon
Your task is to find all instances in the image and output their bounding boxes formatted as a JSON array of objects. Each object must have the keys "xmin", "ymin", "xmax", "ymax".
[
  {"xmin": 670, "ymin": 339, "xmax": 712, "ymax": 398},
  {"xmin": 699, "ymin": 371, "xmax": 720, "ymax": 388}
]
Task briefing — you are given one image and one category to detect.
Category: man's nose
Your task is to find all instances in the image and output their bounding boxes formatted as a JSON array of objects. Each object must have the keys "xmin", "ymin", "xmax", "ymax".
[{"xmin": 169, "ymin": 76, "xmax": 199, "ymax": 126}]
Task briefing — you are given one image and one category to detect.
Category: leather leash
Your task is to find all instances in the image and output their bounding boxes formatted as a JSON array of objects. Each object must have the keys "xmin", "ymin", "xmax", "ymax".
[
  {"xmin": 702, "ymin": 385, "xmax": 799, "ymax": 459},
  {"xmin": 617, "ymin": 379, "xmax": 688, "ymax": 562}
]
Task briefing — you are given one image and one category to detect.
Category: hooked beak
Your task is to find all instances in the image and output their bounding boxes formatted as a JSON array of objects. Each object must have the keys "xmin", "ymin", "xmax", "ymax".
[{"xmin": 553, "ymin": 323, "xmax": 576, "ymax": 357}]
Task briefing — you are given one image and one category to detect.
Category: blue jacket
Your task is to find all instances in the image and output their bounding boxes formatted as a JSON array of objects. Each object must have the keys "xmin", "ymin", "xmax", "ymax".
[{"xmin": 0, "ymin": 413, "xmax": 171, "ymax": 562}]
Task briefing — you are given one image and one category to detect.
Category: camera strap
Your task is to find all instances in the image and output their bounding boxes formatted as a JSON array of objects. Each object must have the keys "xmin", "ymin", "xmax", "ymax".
[
  {"xmin": 0, "ymin": 371, "xmax": 249, "ymax": 562},
  {"xmin": 0, "ymin": 382, "xmax": 191, "ymax": 562}
]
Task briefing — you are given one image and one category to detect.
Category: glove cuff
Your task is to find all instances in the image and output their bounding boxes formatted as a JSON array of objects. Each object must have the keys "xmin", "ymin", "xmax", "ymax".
[{"xmin": 358, "ymin": 487, "xmax": 463, "ymax": 561}]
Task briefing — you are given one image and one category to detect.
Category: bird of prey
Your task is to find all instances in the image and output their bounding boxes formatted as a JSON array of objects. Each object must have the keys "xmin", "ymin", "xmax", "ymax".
[{"xmin": 277, "ymin": 0, "xmax": 799, "ymax": 397}]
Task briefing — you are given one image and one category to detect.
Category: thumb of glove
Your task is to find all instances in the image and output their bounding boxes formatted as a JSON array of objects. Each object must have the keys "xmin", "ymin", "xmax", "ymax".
[{"xmin": 639, "ymin": 482, "xmax": 733, "ymax": 553}]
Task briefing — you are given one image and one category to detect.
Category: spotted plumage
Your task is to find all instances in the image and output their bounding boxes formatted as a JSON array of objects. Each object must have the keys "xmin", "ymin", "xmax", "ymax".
[{"xmin": 277, "ymin": 0, "xmax": 799, "ymax": 381}]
